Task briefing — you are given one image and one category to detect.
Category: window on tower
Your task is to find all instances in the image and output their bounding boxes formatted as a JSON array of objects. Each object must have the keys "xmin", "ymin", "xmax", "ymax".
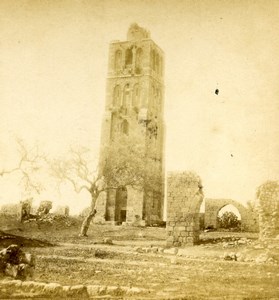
[
  {"xmin": 132, "ymin": 84, "xmax": 140, "ymax": 107},
  {"xmin": 123, "ymin": 84, "xmax": 130, "ymax": 108},
  {"xmin": 121, "ymin": 120, "xmax": 129, "ymax": 135},
  {"xmin": 113, "ymin": 85, "xmax": 121, "ymax": 106},
  {"xmin": 125, "ymin": 48, "xmax": 133, "ymax": 66},
  {"xmin": 135, "ymin": 48, "xmax": 143, "ymax": 74}
]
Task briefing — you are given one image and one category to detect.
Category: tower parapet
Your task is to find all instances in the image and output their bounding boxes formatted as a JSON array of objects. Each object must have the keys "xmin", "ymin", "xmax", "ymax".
[{"xmin": 127, "ymin": 23, "xmax": 150, "ymax": 41}]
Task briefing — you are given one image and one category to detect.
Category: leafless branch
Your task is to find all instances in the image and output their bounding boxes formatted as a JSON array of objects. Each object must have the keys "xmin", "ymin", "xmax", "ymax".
[{"xmin": 0, "ymin": 138, "xmax": 45, "ymax": 194}]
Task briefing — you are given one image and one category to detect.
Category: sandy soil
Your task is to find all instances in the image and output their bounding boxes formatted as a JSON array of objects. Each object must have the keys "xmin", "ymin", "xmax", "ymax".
[{"xmin": 1, "ymin": 223, "xmax": 279, "ymax": 299}]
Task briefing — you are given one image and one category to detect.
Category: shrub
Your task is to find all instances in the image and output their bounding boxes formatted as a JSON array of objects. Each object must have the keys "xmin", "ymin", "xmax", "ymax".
[{"xmin": 217, "ymin": 211, "xmax": 241, "ymax": 229}]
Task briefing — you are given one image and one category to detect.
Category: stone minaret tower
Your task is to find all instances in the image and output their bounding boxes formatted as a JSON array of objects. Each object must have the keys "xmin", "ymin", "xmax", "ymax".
[{"xmin": 99, "ymin": 23, "xmax": 165, "ymax": 225}]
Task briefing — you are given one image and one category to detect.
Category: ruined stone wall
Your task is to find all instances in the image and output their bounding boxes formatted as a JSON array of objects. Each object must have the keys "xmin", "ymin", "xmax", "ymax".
[
  {"xmin": 0, "ymin": 198, "xmax": 33, "ymax": 223},
  {"xmin": 0, "ymin": 203, "xmax": 21, "ymax": 218},
  {"xmin": 204, "ymin": 198, "xmax": 259, "ymax": 232},
  {"xmin": 54, "ymin": 206, "xmax": 70, "ymax": 217},
  {"xmin": 256, "ymin": 181, "xmax": 279, "ymax": 239},
  {"xmin": 166, "ymin": 171, "xmax": 204, "ymax": 246}
]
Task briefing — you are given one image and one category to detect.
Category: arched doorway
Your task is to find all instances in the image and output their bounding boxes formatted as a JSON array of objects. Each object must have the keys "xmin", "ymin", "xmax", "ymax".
[
  {"xmin": 115, "ymin": 186, "xmax": 127, "ymax": 224},
  {"xmin": 217, "ymin": 204, "xmax": 241, "ymax": 230}
]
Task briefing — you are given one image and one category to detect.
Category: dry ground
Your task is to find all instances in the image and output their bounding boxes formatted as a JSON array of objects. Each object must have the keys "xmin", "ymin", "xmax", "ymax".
[{"xmin": 1, "ymin": 222, "xmax": 279, "ymax": 299}]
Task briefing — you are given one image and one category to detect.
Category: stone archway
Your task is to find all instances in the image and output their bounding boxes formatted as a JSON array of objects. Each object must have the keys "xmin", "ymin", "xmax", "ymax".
[
  {"xmin": 115, "ymin": 186, "xmax": 128, "ymax": 223},
  {"xmin": 204, "ymin": 198, "xmax": 259, "ymax": 232},
  {"xmin": 217, "ymin": 204, "xmax": 242, "ymax": 229}
]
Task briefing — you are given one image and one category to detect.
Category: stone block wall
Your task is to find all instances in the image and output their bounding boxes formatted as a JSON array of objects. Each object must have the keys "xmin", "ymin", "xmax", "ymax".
[
  {"xmin": 256, "ymin": 181, "xmax": 279, "ymax": 239},
  {"xmin": 166, "ymin": 171, "xmax": 204, "ymax": 246},
  {"xmin": 204, "ymin": 198, "xmax": 259, "ymax": 232}
]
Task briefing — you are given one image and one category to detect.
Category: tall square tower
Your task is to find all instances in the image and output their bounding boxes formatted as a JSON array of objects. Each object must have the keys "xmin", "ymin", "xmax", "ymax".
[{"xmin": 99, "ymin": 24, "xmax": 165, "ymax": 225}]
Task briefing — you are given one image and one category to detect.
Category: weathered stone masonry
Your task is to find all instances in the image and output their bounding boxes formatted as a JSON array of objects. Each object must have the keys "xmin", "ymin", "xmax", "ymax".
[
  {"xmin": 204, "ymin": 198, "xmax": 259, "ymax": 232},
  {"xmin": 98, "ymin": 23, "xmax": 165, "ymax": 225},
  {"xmin": 166, "ymin": 172, "xmax": 204, "ymax": 246}
]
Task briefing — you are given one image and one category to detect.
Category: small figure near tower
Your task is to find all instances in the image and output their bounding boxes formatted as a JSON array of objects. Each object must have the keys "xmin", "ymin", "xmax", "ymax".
[{"xmin": 99, "ymin": 23, "xmax": 165, "ymax": 225}]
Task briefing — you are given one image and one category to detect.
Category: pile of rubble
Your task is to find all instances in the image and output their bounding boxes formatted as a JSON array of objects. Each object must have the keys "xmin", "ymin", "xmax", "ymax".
[
  {"xmin": 222, "ymin": 249, "xmax": 279, "ymax": 264},
  {"xmin": 222, "ymin": 237, "xmax": 253, "ymax": 248},
  {"xmin": 0, "ymin": 245, "xmax": 35, "ymax": 280},
  {"xmin": 35, "ymin": 214, "xmax": 78, "ymax": 229}
]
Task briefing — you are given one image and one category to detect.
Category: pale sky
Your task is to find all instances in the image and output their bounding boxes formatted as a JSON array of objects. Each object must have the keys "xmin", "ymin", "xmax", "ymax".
[{"xmin": 1, "ymin": 0, "xmax": 279, "ymax": 214}]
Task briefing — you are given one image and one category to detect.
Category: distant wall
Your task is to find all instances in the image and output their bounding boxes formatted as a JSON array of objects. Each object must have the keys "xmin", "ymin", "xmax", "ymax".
[
  {"xmin": 204, "ymin": 198, "xmax": 259, "ymax": 232},
  {"xmin": 166, "ymin": 171, "xmax": 204, "ymax": 246},
  {"xmin": 0, "ymin": 203, "xmax": 21, "ymax": 217},
  {"xmin": 54, "ymin": 206, "xmax": 70, "ymax": 217}
]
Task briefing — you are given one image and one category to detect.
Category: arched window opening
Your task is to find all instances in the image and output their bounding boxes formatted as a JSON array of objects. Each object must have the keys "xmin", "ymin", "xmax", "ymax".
[
  {"xmin": 113, "ymin": 85, "xmax": 121, "ymax": 106},
  {"xmin": 114, "ymin": 50, "xmax": 122, "ymax": 71},
  {"xmin": 115, "ymin": 186, "xmax": 127, "ymax": 224},
  {"xmin": 121, "ymin": 120, "xmax": 129, "ymax": 135},
  {"xmin": 122, "ymin": 84, "xmax": 130, "ymax": 108},
  {"xmin": 135, "ymin": 48, "xmax": 143, "ymax": 74},
  {"xmin": 132, "ymin": 84, "xmax": 140, "ymax": 107},
  {"xmin": 217, "ymin": 204, "xmax": 241, "ymax": 230},
  {"xmin": 125, "ymin": 48, "xmax": 133, "ymax": 66}
]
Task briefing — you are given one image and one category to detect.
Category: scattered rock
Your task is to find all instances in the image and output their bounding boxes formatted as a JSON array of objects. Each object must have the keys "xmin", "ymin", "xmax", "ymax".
[
  {"xmin": 254, "ymin": 244, "xmax": 265, "ymax": 250},
  {"xmin": 177, "ymin": 249, "xmax": 189, "ymax": 257},
  {"xmin": 43, "ymin": 283, "xmax": 63, "ymax": 296},
  {"xmin": 125, "ymin": 286, "xmax": 142, "ymax": 295},
  {"xmin": 150, "ymin": 247, "xmax": 158, "ymax": 253},
  {"xmin": 255, "ymin": 253, "xmax": 269, "ymax": 264},
  {"xmin": 103, "ymin": 238, "xmax": 113, "ymax": 245},
  {"xmin": 0, "ymin": 244, "xmax": 35, "ymax": 280},
  {"xmin": 163, "ymin": 248, "xmax": 178, "ymax": 255},
  {"xmin": 223, "ymin": 252, "xmax": 237, "ymax": 261},
  {"xmin": 68, "ymin": 285, "xmax": 89, "ymax": 298},
  {"xmin": 134, "ymin": 247, "xmax": 143, "ymax": 253}
]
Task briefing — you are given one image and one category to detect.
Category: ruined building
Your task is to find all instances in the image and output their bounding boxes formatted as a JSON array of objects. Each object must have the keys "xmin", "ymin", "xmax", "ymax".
[{"xmin": 98, "ymin": 24, "xmax": 165, "ymax": 225}]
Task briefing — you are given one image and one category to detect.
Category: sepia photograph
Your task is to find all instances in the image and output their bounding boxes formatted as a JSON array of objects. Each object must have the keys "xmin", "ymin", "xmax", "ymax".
[{"xmin": 0, "ymin": 0, "xmax": 279, "ymax": 298}]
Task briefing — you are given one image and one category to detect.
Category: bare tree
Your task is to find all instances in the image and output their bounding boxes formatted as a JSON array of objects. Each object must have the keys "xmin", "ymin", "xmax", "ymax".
[
  {"xmin": 50, "ymin": 135, "xmax": 161, "ymax": 236},
  {"xmin": 0, "ymin": 138, "xmax": 44, "ymax": 194}
]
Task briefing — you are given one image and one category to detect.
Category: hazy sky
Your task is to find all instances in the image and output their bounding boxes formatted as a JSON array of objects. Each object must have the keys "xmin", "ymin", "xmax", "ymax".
[{"xmin": 1, "ymin": 0, "xmax": 279, "ymax": 213}]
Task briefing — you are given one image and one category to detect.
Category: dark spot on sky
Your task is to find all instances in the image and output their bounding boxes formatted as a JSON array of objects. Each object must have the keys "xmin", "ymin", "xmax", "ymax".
[
  {"xmin": 231, "ymin": 154, "xmax": 233, "ymax": 157},
  {"xmin": 215, "ymin": 89, "xmax": 219, "ymax": 95}
]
